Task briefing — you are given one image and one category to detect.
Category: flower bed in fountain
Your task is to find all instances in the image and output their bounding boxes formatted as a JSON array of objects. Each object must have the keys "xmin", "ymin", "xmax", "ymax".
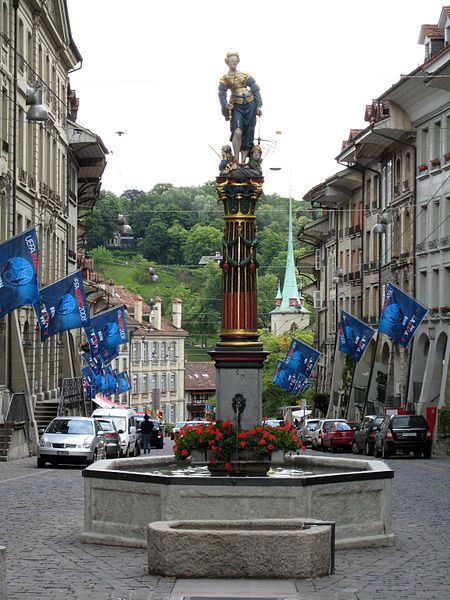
[{"xmin": 173, "ymin": 419, "xmax": 303, "ymax": 475}]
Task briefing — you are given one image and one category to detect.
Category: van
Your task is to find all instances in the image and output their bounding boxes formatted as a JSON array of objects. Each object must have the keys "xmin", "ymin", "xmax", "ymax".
[{"xmin": 91, "ymin": 408, "xmax": 138, "ymax": 457}]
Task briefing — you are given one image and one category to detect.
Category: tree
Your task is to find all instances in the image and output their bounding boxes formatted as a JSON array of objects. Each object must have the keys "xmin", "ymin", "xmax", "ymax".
[
  {"xmin": 258, "ymin": 226, "xmax": 285, "ymax": 273},
  {"xmin": 84, "ymin": 191, "xmax": 127, "ymax": 250},
  {"xmin": 183, "ymin": 224, "xmax": 222, "ymax": 265},
  {"xmin": 89, "ymin": 246, "xmax": 114, "ymax": 269},
  {"xmin": 138, "ymin": 219, "xmax": 168, "ymax": 263},
  {"xmin": 257, "ymin": 272, "xmax": 278, "ymax": 328},
  {"xmin": 166, "ymin": 222, "xmax": 188, "ymax": 264}
]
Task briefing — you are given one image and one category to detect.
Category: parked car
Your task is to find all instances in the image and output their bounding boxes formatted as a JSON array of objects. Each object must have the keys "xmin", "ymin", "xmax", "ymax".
[
  {"xmin": 96, "ymin": 418, "xmax": 121, "ymax": 459},
  {"xmin": 374, "ymin": 414, "xmax": 432, "ymax": 459},
  {"xmin": 321, "ymin": 421, "xmax": 355, "ymax": 453},
  {"xmin": 37, "ymin": 416, "xmax": 106, "ymax": 468},
  {"xmin": 352, "ymin": 415, "xmax": 384, "ymax": 455},
  {"xmin": 263, "ymin": 419, "xmax": 284, "ymax": 428},
  {"xmin": 135, "ymin": 416, "xmax": 165, "ymax": 450},
  {"xmin": 171, "ymin": 420, "xmax": 209, "ymax": 440},
  {"xmin": 298, "ymin": 418, "xmax": 320, "ymax": 447},
  {"xmin": 311, "ymin": 418, "xmax": 347, "ymax": 450},
  {"xmin": 91, "ymin": 408, "xmax": 138, "ymax": 457}
]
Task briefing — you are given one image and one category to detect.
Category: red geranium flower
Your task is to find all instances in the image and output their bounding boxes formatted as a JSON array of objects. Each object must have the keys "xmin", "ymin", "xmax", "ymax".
[
  {"xmin": 239, "ymin": 441, "xmax": 246, "ymax": 448},
  {"xmin": 267, "ymin": 444, "xmax": 275, "ymax": 451},
  {"xmin": 259, "ymin": 439, "xmax": 267, "ymax": 445},
  {"xmin": 225, "ymin": 462, "xmax": 232, "ymax": 472},
  {"xmin": 181, "ymin": 449, "xmax": 189, "ymax": 457}
]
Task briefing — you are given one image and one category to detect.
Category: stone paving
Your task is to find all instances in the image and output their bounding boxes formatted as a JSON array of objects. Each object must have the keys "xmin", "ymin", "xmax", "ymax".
[{"xmin": 0, "ymin": 445, "xmax": 449, "ymax": 600}]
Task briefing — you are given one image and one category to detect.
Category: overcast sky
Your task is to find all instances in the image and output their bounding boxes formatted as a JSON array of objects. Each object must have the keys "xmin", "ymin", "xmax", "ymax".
[{"xmin": 66, "ymin": 0, "xmax": 445, "ymax": 201}]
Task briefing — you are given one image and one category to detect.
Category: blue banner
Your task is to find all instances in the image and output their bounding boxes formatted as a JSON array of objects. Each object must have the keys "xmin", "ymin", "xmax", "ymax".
[
  {"xmin": 34, "ymin": 271, "xmax": 90, "ymax": 341},
  {"xmin": 272, "ymin": 360, "xmax": 294, "ymax": 391},
  {"xmin": 84, "ymin": 305, "xmax": 128, "ymax": 363},
  {"xmin": 82, "ymin": 365, "xmax": 117, "ymax": 397},
  {"xmin": 82, "ymin": 352, "xmax": 103, "ymax": 375},
  {"xmin": 379, "ymin": 282, "xmax": 428, "ymax": 348},
  {"xmin": 115, "ymin": 371, "xmax": 131, "ymax": 395},
  {"xmin": 0, "ymin": 229, "xmax": 39, "ymax": 318},
  {"xmin": 285, "ymin": 339, "xmax": 321, "ymax": 379},
  {"xmin": 338, "ymin": 310, "xmax": 375, "ymax": 363}
]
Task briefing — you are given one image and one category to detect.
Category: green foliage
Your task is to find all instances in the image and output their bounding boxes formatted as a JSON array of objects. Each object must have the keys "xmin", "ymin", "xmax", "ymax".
[
  {"xmin": 89, "ymin": 246, "xmax": 114, "ymax": 269},
  {"xmin": 84, "ymin": 191, "xmax": 130, "ymax": 249},
  {"xmin": 183, "ymin": 224, "xmax": 222, "ymax": 265},
  {"xmin": 437, "ymin": 409, "xmax": 450, "ymax": 438}
]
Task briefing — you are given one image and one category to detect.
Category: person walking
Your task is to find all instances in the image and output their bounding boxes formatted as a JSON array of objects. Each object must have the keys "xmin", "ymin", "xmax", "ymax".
[{"xmin": 140, "ymin": 414, "xmax": 154, "ymax": 454}]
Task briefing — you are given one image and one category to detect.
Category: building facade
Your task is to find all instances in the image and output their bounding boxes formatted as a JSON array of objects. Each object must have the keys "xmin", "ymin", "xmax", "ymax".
[
  {"xmin": 0, "ymin": 1, "xmax": 106, "ymax": 448},
  {"xmin": 300, "ymin": 6, "xmax": 450, "ymax": 423},
  {"xmin": 184, "ymin": 361, "xmax": 216, "ymax": 420}
]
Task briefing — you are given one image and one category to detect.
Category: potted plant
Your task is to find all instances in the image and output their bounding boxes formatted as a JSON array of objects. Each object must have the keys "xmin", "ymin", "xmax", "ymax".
[
  {"xmin": 173, "ymin": 420, "xmax": 303, "ymax": 475},
  {"xmin": 418, "ymin": 163, "xmax": 428, "ymax": 173},
  {"xmin": 440, "ymin": 306, "xmax": 450, "ymax": 315},
  {"xmin": 430, "ymin": 158, "xmax": 441, "ymax": 168}
]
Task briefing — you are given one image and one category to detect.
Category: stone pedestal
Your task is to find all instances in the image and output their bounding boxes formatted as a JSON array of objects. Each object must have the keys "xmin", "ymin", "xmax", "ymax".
[{"xmin": 209, "ymin": 346, "xmax": 268, "ymax": 430}]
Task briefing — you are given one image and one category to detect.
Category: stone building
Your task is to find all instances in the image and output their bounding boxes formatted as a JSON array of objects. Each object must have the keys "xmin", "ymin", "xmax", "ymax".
[
  {"xmin": 0, "ymin": 0, "xmax": 106, "ymax": 451},
  {"xmin": 184, "ymin": 361, "xmax": 216, "ymax": 420},
  {"xmin": 301, "ymin": 6, "xmax": 450, "ymax": 422}
]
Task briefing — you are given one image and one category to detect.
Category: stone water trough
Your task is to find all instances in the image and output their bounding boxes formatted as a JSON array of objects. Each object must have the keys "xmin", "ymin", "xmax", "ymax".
[
  {"xmin": 147, "ymin": 518, "xmax": 335, "ymax": 579},
  {"xmin": 82, "ymin": 453, "xmax": 394, "ymax": 550}
]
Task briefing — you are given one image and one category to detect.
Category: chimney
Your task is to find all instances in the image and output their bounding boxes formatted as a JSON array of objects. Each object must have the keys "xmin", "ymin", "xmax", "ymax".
[
  {"xmin": 106, "ymin": 279, "xmax": 115, "ymax": 297},
  {"xmin": 153, "ymin": 296, "xmax": 162, "ymax": 330},
  {"xmin": 134, "ymin": 295, "xmax": 143, "ymax": 323},
  {"xmin": 172, "ymin": 298, "xmax": 182, "ymax": 328}
]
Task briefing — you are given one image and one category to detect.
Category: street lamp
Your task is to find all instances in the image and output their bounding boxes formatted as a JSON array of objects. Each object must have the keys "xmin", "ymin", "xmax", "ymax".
[{"xmin": 372, "ymin": 212, "xmax": 388, "ymax": 235}]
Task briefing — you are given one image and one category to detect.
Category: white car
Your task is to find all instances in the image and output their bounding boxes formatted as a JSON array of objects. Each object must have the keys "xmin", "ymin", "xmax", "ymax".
[
  {"xmin": 311, "ymin": 418, "xmax": 347, "ymax": 451},
  {"xmin": 37, "ymin": 416, "xmax": 106, "ymax": 467}
]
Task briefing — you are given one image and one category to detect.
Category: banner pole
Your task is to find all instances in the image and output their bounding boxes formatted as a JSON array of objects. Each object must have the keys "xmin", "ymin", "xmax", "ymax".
[{"xmin": 362, "ymin": 332, "xmax": 380, "ymax": 419}]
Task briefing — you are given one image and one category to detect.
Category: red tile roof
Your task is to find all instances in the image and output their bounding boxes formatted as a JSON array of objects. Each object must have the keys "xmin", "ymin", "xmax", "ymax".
[
  {"xmin": 107, "ymin": 285, "xmax": 151, "ymax": 314},
  {"xmin": 185, "ymin": 362, "xmax": 216, "ymax": 391}
]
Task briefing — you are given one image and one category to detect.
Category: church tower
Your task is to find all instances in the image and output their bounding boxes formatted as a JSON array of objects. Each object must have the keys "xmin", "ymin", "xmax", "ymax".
[{"xmin": 270, "ymin": 199, "xmax": 310, "ymax": 335}]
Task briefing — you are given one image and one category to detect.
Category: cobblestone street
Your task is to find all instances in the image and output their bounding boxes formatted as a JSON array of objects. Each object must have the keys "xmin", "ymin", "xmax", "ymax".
[{"xmin": 0, "ymin": 447, "xmax": 449, "ymax": 599}]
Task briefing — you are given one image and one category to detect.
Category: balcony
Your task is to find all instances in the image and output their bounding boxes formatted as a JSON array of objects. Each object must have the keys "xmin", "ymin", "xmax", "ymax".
[
  {"xmin": 353, "ymin": 270, "xmax": 361, "ymax": 282},
  {"xmin": 354, "ymin": 224, "xmax": 361, "ymax": 235},
  {"xmin": 349, "ymin": 226, "xmax": 355, "ymax": 237},
  {"xmin": 440, "ymin": 236, "xmax": 450, "ymax": 249},
  {"xmin": 416, "ymin": 242, "xmax": 426, "ymax": 253},
  {"xmin": 428, "ymin": 239, "xmax": 439, "ymax": 251},
  {"xmin": 363, "ymin": 262, "xmax": 370, "ymax": 273},
  {"xmin": 370, "ymin": 261, "xmax": 378, "ymax": 271}
]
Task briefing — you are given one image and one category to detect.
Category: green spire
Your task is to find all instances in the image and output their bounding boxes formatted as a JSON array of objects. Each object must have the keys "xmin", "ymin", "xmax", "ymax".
[{"xmin": 274, "ymin": 198, "xmax": 309, "ymax": 314}]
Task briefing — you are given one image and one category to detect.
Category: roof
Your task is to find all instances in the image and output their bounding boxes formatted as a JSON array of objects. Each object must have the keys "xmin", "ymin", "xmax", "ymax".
[
  {"xmin": 185, "ymin": 362, "xmax": 216, "ymax": 391},
  {"xmin": 418, "ymin": 24, "xmax": 443, "ymax": 44},
  {"xmin": 133, "ymin": 316, "xmax": 188, "ymax": 338},
  {"xmin": 67, "ymin": 120, "xmax": 108, "ymax": 211},
  {"xmin": 107, "ymin": 286, "xmax": 151, "ymax": 315}
]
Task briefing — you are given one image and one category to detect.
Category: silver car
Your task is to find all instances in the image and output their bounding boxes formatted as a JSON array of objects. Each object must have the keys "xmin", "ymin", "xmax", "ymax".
[
  {"xmin": 37, "ymin": 416, "xmax": 106, "ymax": 468},
  {"xmin": 298, "ymin": 419, "xmax": 320, "ymax": 447}
]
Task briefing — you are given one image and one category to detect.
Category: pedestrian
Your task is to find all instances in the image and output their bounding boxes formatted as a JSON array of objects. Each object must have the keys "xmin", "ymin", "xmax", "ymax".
[{"xmin": 140, "ymin": 414, "xmax": 154, "ymax": 454}]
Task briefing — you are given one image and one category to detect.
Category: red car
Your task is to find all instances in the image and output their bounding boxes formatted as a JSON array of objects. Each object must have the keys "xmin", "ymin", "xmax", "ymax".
[{"xmin": 321, "ymin": 421, "xmax": 355, "ymax": 453}]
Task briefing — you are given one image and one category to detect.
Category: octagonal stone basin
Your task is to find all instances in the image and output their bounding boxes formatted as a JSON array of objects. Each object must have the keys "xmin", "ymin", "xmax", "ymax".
[{"xmin": 81, "ymin": 454, "xmax": 394, "ymax": 550}]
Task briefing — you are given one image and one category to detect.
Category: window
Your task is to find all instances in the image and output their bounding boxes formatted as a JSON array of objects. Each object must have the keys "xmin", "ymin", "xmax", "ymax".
[
  {"xmin": 432, "ymin": 120, "xmax": 441, "ymax": 161},
  {"xmin": 420, "ymin": 128, "xmax": 429, "ymax": 166}
]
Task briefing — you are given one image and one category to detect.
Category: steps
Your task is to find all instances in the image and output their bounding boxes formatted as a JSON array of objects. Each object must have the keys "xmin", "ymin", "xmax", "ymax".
[
  {"xmin": 34, "ymin": 400, "xmax": 59, "ymax": 431},
  {"xmin": 0, "ymin": 423, "xmax": 12, "ymax": 461}
]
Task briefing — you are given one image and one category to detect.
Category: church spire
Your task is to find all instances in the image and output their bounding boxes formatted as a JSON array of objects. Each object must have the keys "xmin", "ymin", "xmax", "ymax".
[{"xmin": 277, "ymin": 198, "xmax": 308, "ymax": 313}]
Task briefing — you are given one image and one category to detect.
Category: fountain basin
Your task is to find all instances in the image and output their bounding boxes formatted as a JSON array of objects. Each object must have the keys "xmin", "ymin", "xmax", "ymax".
[
  {"xmin": 147, "ymin": 518, "xmax": 335, "ymax": 579},
  {"xmin": 81, "ymin": 454, "xmax": 394, "ymax": 550}
]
